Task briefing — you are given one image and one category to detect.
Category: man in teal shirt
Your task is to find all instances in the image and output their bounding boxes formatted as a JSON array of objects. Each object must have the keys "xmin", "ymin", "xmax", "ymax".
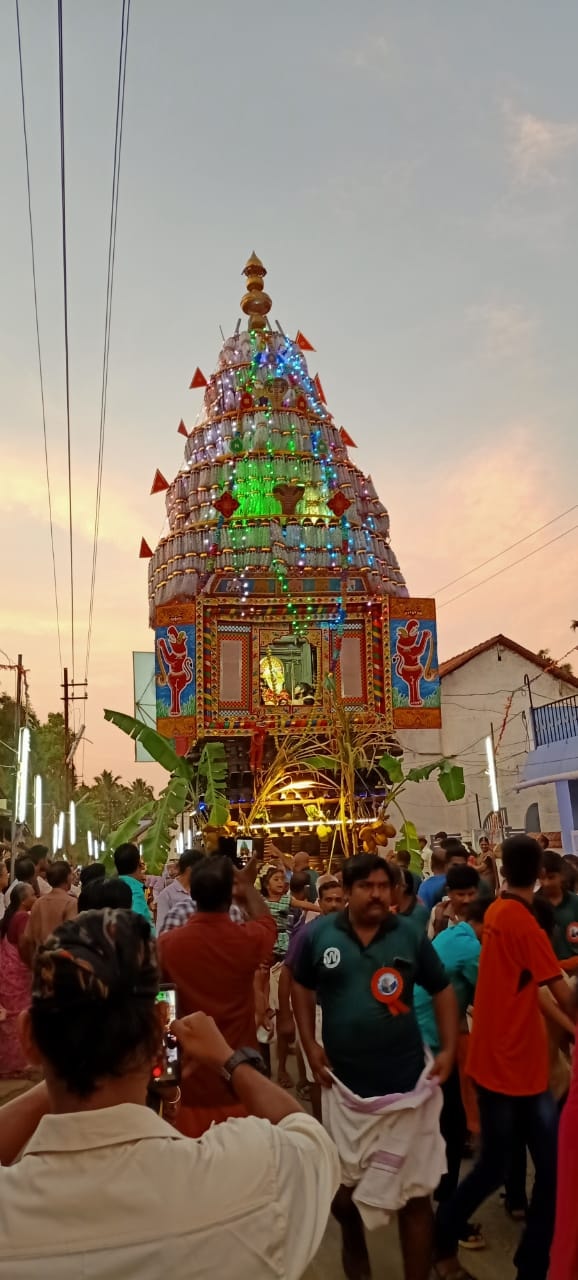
[
  {"xmin": 114, "ymin": 843, "xmax": 155, "ymax": 934},
  {"xmin": 414, "ymin": 896, "xmax": 487, "ymax": 1232}
]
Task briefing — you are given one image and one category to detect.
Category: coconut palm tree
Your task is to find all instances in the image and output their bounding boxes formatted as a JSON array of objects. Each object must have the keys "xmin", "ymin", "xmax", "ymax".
[{"xmin": 129, "ymin": 778, "xmax": 155, "ymax": 806}]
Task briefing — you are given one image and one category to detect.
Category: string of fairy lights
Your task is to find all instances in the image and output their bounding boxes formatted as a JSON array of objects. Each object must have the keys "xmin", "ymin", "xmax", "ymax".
[{"xmin": 189, "ymin": 326, "xmax": 361, "ymax": 651}]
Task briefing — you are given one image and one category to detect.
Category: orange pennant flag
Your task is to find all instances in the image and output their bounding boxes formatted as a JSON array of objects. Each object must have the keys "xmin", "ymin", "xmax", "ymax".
[
  {"xmin": 314, "ymin": 374, "xmax": 327, "ymax": 404},
  {"xmin": 339, "ymin": 427, "xmax": 357, "ymax": 448},
  {"xmin": 139, "ymin": 538, "xmax": 154, "ymax": 559},
  {"xmin": 295, "ymin": 330, "xmax": 315, "ymax": 352},
  {"xmin": 189, "ymin": 367, "xmax": 208, "ymax": 389},
  {"xmin": 150, "ymin": 469, "xmax": 170, "ymax": 494},
  {"xmin": 177, "ymin": 419, "xmax": 189, "ymax": 437}
]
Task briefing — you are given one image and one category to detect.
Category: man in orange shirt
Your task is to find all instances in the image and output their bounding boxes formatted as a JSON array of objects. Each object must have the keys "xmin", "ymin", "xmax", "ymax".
[
  {"xmin": 434, "ymin": 835, "xmax": 575, "ymax": 1280},
  {"xmin": 158, "ymin": 855, "xmax": 276, "ymax": 1138}
]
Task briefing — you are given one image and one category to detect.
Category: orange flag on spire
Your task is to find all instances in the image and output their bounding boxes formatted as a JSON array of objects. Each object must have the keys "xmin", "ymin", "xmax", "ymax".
[
  {"xmin": 150, "ymin": 469, "xmax": 170, "ymax": 494},
  {"xmin": 296, "ymin": 330, "xmax": 315, "ymax": 351},
  {"xmin": 139, "ymin": 538, "xmax": 153, "ymax": 558},
  {"xmin": 177, "ymin": 419, "xmax": 189, "ymax": 437},
  {"xmin": 190, "ymin": 368, "xmax": 208, "ymax": 389},
  {"xmin": 340, "ymin": 427, "xmax": 357, "ymax": 448},
  {"xmin": 314, "ymin": 374, "xmax": 327, "ymax": 404}
]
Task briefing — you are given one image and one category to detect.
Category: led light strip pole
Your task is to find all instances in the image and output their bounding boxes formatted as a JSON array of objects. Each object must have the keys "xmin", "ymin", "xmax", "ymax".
[
  {"xmin": 485, "ymin": 726, "xmax": 503, "ymax": 838},
  {"xmin": 11, "ymin": 725, "xmax": 31, "ymax": 876},
  {"xmin": 34, "ymin": 775, "xmax": 43, "ymax": 839}
]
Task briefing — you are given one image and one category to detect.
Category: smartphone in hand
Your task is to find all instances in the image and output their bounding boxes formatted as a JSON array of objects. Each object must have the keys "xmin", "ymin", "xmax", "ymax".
[{"xmin": 151, "ymin": 983, "xmax": 181, "ymax": 1086}]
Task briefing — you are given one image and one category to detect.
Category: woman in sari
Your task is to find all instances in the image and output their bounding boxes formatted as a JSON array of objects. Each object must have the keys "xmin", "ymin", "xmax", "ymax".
[{"xmin": 0, "ymin": 883, "xmax": 35, "ymax": 1076}]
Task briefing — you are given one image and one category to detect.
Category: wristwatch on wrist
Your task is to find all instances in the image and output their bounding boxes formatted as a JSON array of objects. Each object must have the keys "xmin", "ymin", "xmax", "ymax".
[{"xmin": 222, "ymin": 1047, "xmax": 267, "ymax": 1083}]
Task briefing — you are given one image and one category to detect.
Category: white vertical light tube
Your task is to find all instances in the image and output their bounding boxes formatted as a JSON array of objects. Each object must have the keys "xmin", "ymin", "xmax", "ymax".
[
  {"xmin": 52, "ymin": 822, "xmax": 58, "ymax": 855},
  {"xmin": 69, "ymin": 800, "xmax": 76, "ymax": 846},
  {"xmin": 15, "ymin": 726, "xmax": 31, "ymax": 824},
  {"xmin": 34, "ymin": 775, "xmax": 43, "ymax": 839},
  {"xmin": 87, "ymin": 830, "xmax": 93, "ymax": 859},
  {"xmin": 485, "ymin": 735, "xmax": 500, "ymax": 813},
  {"xmin": 57, "ymin": 811, "xmax": 65, "ymax": 850}
]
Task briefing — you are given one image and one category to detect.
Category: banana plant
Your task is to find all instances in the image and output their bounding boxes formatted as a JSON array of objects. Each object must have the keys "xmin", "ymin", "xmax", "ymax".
[
  {"xmin": 103, "ymin": 711, "xmax": 230, "ymax": 872},
  {"xmin": 378, "ymin": 754, "xmax": 465, "ymax": 874}
]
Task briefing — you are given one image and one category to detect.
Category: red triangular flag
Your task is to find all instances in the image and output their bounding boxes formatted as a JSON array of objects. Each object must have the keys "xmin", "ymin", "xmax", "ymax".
[
  {"xmin": 177, "ymin": 419, "xmax": 189, "ymax": 437},
  {"xmin": 139, "ymin": 538, "xmax": 153, "ymax": 559},
  {"xmin": 314, "ymin": 374, "xmax": 327, "ymax": 405},
  {"xmin": 150, "ymin": 469, "xmax": 170, "ymax": 494},
  {"xmin": 339, "ymin": 427, "xmax": 357, "ymax": 448},
  {"xmin": 189, "ymin": 367, "xmax": 208, "ymax": 389},
  {"xmin": 295, "ymin": 330, "xmax": 315, "ymax": 352}
]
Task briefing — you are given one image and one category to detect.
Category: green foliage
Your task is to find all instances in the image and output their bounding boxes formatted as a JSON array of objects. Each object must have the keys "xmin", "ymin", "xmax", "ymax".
[
  {"xmin": 301, "ymin": 755, "xmax": 339, "ymax": 772},
  {"xmin": 103, "ymin": 710, "xmax": 190, "ymax": 777},
  {"xmin": 406, "ymin": 762, "xmax": 440, "ymax": 783},
  {"xmin": 378, "ymin": 753, "xmax": 404, "ymax": 785},
  {"xmin": 437, "ymin": 760, "xmax": 466, "ymax": 803},
  {"xmin": 198, "ymin": 742, "xmax": 229, "ymax": 827},
  {"xmin": 107, "ymin": 799, "xmax": 156, "ymax": 853},
  {"xmin": 395, "ymin": 820, "xmax": 423, "ymax": 876},
  {"xmin": 141, "ymin": 775, "xmax": 190, "ymax": 873}
]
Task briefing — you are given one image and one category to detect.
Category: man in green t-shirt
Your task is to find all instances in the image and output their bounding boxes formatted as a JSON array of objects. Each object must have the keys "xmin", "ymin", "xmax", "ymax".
[
  {"xmin": 538, "ymin": 849, "xmax": 578, "ymax": 969},
  {"xmin": 293, "ymin": 853, "xmax": 457, "ymax": 1280}
]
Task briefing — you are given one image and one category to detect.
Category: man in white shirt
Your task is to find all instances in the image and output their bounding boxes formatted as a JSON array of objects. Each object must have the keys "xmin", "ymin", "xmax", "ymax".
[{"xmin": 0, "ymin": 908, "xmax": 338, "ymax": 1280}]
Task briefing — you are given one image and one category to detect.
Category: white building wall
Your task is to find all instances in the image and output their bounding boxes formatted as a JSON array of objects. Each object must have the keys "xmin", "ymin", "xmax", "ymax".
[{"xmin": 396, "ymin": 643, "xmax": 576, "ymax": 842}]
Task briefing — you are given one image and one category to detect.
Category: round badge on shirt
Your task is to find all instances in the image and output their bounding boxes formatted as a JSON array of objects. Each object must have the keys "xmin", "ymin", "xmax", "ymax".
[
  {"xmin": 371, "ymin": 966, "xmax": 408, "ymax": 1015},
  {"xmin": 323, "ymin": 946, "xmax": 341, "ymax": 969},
  {"xmin": 566, "ymin": 922, "xmax": 578, "ymax": 948}
]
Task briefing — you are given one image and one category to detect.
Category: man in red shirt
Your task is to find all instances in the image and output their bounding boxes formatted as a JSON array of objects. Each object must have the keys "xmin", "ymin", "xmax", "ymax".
[
  {"xmin": 158, "ymin": 855, "xmax": 276, "ymax": 1137},
  {"xmin": 434, "ymin": 835, "xmax": 576, "ymax": 1280}
]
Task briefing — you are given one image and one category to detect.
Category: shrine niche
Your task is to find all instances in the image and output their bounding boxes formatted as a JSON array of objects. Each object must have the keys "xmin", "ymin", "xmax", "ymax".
[{"xmin": 258, "ymin": 631, "xmax": 320, "ymax": 707}]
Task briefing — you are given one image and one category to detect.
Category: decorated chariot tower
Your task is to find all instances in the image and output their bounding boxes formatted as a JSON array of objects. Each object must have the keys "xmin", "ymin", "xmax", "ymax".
[{"xmin": 143, "ymin": 255, "xmax": 440, "ymax": 799}]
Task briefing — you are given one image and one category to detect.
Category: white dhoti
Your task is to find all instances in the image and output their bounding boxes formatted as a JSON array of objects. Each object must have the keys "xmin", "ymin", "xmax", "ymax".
[{"xmin": 322, "ymin": 1062, "xmax": 446, "ymax": 1229}]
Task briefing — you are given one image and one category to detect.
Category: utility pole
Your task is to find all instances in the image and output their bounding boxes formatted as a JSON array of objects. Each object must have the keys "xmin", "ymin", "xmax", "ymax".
[{"xmin": 61, "ymin": 668, "xmax": 88, "ymax": 804}]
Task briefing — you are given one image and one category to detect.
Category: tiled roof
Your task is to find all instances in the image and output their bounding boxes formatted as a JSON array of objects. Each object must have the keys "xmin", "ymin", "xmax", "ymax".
[{"xmin": 439, "ymin": 634, "xmax": 578, "ymax": 690}]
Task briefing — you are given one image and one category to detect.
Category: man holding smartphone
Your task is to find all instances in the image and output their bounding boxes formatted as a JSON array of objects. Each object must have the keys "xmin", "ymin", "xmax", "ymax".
[
  {"xmin": 0, "ymin": 910, "xmax": 338, "ymax": 1279},
  {"xmin": 158, "ymin": 855, "xmax": 277, "ymax": 1136}
]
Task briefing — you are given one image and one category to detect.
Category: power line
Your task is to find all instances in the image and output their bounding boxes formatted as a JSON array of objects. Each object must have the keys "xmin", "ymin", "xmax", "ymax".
[
  {"xmin": 435, "ymin": 503, "xmax": 578, "ymax": 596},
  {"xmin": 57, "ymin": 0, "xmax": 75, "ymax": 680},
  {"xmin": 85, "ymin": 0, "xmax": 131, "ymax": 682},
  {"xmin": 438, "ymin": 521, "xmax": 578, "ymax": 609},
  {"xmin": 15, "ymin": 0, "xmax": 63, "ymax": 673}
]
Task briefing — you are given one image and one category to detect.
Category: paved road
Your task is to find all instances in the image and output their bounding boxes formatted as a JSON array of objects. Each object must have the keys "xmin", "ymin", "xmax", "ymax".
[{"xmin": 304, "ymin": 1189, "xmax": 519, "ymax": 1279}]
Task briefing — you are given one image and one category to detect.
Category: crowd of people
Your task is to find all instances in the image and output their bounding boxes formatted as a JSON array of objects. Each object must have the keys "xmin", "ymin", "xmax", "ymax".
[{"xmin": 0, "ymin": 829, "xmax": 576, "ymax": 1279}]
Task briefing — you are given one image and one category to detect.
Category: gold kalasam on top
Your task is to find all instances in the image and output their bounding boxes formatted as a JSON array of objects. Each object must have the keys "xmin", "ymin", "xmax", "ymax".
[{"xmin": 241, "ymin": 251, "xmax": 272, "ymax": 330}]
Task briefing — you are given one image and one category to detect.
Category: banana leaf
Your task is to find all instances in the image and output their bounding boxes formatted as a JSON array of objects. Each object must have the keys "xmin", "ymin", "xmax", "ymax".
[
  {"xmin": 406, "ymin": 761, "xmax": 443, "ymax": 783},
  {"xmin": 198, "ymin": 742, "xmax": 229, "ymax": 828},
  {"xmin": 141, "ymin": 774, "xmax": 190, "ymax": 873},
  {"xmin": 395, "ymin": 820, "xmax": 423, "ymax": 876},
  {"xmin": 108, "ymin": 799, "xmax": 156, "ymax": 852},
  {"xmin": 300, "ymin": 755, "xmax": 339, "ymax": 772},
  {"xmin": 378, "ymin": 753, "xmax": 404, "ymax": 785},
  {"xmin": 437, "ymin": 760, "xmax": 466, "ymax": 803},
  {"xmin": 103, "ymin": 709, "xmax": 191, "ymax": 778}
]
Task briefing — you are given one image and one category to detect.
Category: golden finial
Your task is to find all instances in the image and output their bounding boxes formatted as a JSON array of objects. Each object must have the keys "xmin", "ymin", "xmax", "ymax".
[{"xmin": 241, "ymin": 251, "xmax": 272, "ymax": 330}]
